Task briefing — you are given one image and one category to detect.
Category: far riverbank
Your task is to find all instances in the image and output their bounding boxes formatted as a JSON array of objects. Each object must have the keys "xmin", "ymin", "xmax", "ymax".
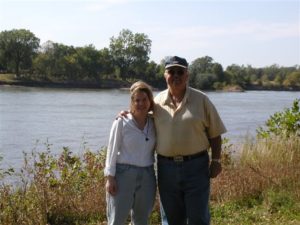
[
  {"xmin": 1, "ymin": 74, "xmax": 299, "ymax": 91},
  {"xmin": 0, "ymin": 76, "xmax": 131, "ymax": 90}
]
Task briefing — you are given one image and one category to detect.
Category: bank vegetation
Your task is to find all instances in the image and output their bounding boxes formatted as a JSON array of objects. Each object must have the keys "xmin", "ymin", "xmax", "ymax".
[
  {"xmin": 1, "ymin": 98, "xmax": 299, "ymax": 224},
  {"xmin": 1, "ymin": 29, "xmax": 299, "ymax": 91}
]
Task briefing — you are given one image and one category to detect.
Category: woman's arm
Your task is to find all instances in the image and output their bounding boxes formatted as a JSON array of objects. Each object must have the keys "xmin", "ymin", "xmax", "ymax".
[{"xmin": 104, "ymin": 119, "xmax": 123, "ymax": 180}]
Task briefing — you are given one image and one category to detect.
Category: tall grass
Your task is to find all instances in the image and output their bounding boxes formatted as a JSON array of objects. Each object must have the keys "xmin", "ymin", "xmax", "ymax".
[
  {"xmin": 212, "ymin": 135, "xmax": 299, "ymax": 200},
  {"xmin": 0, "ymin": 146, "xmax": 107, "ymax": 225},
  {"xmin": 1, "ymin": 135, "xmax": 299, "ymax": 225},
  {"xmin": 211, "ymin": 134, "xmax": 300, "ymax": 224}
]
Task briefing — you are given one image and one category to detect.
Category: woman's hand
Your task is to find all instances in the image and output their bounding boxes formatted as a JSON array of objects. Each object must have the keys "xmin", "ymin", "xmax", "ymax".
[{"xmin": 105, "ymin": 176, "xmax": 118, "ymax": 196}]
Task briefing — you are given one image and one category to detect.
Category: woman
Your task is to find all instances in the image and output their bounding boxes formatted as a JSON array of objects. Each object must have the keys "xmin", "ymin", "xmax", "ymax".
[{"xmin": 104, "ymin": 81, "xmax": 156, "ymax": 225}]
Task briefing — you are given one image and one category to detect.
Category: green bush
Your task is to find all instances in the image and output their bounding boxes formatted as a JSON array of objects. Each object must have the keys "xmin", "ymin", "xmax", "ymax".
[
  {"xmin": 0, "ymin": 146, "xmax": 107, "ymax": 225},
  {"xmin": 257, "ymin": 98, "xmax": 300, "ymax": 138}
]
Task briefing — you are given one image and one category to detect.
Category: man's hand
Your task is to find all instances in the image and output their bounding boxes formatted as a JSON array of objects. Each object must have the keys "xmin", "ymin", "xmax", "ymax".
[
  {"xmin": 116, "ymin": 110, "xmax": 130, "ymax": 119},
  {"xmin": 208, "ymin": 135, "xmax": 222, "ymax": 178},
  {"xmin": 105, "ymin": 176, "xmax": 118, "ymax": 196},
  {"xmin": 209, "ymin": 161, "xmax": 222, "ymax": 178}
]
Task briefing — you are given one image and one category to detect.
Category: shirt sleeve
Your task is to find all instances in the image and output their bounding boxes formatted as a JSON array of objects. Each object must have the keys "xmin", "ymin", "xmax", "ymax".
[
  {"xmin": 205, "ymin": 97, "xmax": 227, "ymax": 138},
  {"xmin": 104, "ymin": 118, "xmax": 123, "ymax": 176}
]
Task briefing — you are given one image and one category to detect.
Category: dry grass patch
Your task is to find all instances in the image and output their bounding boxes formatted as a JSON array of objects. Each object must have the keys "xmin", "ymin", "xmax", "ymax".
[{"xmin": 212, "ymin": 135, "xmax": 300, "ymax": 202}]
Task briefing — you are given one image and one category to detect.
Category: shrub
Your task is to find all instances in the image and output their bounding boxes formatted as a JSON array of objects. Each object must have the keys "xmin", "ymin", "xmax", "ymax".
[
  {"xmin": 257, "ymin": 98, "xmax": 300, "ymax": 138},
  {"xmin": 0, "ymin": 146, "xmax": 107, "ymax": 225}
]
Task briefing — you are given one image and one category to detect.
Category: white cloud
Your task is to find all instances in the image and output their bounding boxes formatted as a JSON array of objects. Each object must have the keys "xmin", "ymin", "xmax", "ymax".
[
  {"xmin": 232, "ymin": 21, "xmax": 299, "ymax": 40},
  {"xmin": 149, "ymin": 20, "xmax": 299, "ymax": 46},
  {"xmin": 148, "ymin": 19, "xmax": 299, "ymax": 63}
]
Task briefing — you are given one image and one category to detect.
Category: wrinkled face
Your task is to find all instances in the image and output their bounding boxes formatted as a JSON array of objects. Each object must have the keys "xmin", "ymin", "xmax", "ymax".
[
  {"xmin": 164, "ymin": 66, "xmax": 188, "ymax": 90},
  {"xmin": 131, "ymin": 91, "xmax": 151, "ymax": 114}
]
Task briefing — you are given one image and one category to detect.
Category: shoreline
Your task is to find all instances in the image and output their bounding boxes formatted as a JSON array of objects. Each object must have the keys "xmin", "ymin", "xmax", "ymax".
[
  {"xmin": 0, "ymin": 79, "xmax": 131, "ymax": 90},
  {"xmin": 0, "ymin": 79, "xmax": 300, "ymax": 92}
]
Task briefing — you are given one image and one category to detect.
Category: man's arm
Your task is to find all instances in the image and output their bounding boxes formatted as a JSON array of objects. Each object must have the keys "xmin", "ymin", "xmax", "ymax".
[
  {"xmin": 116, "ymin": 110, "xmax": 129, "ymax": 119},
  {"xmin": 209, "ymin": 135, "xmax": 222, "ymax": 178}
]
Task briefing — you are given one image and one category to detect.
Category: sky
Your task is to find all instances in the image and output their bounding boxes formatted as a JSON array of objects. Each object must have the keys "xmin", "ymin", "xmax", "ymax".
[{"xmin": 0, "ymin": 0, "xmax": 299, "ymax": 68}]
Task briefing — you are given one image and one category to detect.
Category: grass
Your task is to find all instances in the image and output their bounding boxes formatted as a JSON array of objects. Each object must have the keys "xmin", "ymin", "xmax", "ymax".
[
  {"xmin": 210, "ymin": 135, "xmax": 300, "ymax": 225},
  {"xmin": 211, "ymin": 190, "xmax": 300, "ymax": 225},
  {"xmin": 0, "ymin": 135, "xmax": 299, "ymax": 225}
]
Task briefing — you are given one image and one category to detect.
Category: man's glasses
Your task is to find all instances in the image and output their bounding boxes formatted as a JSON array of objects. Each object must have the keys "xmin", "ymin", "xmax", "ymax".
[{"xmin": 167, "ymin": 68, "xmax": 185, "ymax": 76}]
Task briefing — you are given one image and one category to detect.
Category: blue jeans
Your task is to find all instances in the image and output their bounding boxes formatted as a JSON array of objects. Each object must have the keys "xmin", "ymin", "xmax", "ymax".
[
  {"xmin": 158, "ymin": 153, "xmax": 210, "ymax": 225},
  {"xmin": 106, "ymin": 164, "xmax": 156, "ymax": 225},
  {"xmin": 160, "ymin": 201, "xmax": 169, "ymax": 225}
]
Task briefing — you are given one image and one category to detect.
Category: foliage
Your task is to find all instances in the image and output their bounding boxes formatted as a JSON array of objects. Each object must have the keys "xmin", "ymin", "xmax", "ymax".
[
  {"xmin": 211, "ymin": 189, "xmax": 300, "ymax": 225},
  {"xmin": 225, "ymin": 64, "xmax": 248, "ymax": 87},
  {"xmin": 193, "ymin": 73, "xmax": 217, "ymax": 89},
  {"xmin": 33, "ymin": 42, "xmax": 115, "ymax": 83},
  {"xmin": 0, "ymin": 29, "xmax": 40, "ymax": 77},
  {"xmin": 1, "ymin": 132, "xmax": 300, "ymax": 224},
  {"xmin": 257, "ymin": 99, "xmax": 300, "ymax": 138},
  {"xmin": 189, "ymin": 56, "xmax": 220, "ymax": 89},
  {"xmin": 109, "ymin": 29, "xmax": 151, "ymax": 80},
  {"xmin": 1, "ymin": 28, "xmax": 300, "ymax": 90},
  {"xmin": 33, "ymin": 41, "xmax": 77, "ymax": 81},
  {"xmin": 211, "ymin": 134, "xmax": 300, "ymax": 224},
  {"xmin": 0, "ymin": 145, "xmax": 107, "ymax": 224},
  {"xmin": 189, "ymin": 56, "xmax": 225, "ymax": 90},
  {"xmin": 283, "ymin": 71, "xmax": 300, "ymax": 87}
]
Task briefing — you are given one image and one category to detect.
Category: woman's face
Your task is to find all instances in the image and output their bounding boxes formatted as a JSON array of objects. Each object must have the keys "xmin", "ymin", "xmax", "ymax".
[{"xmin": 131, "ymin": 91, "xmax": 151, "ymax": 115}]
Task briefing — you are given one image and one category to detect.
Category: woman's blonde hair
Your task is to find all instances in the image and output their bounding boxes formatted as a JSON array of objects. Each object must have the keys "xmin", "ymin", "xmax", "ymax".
[{"xmin": 130, "ymin": 81, "xmax": 154, "ymax": 112}]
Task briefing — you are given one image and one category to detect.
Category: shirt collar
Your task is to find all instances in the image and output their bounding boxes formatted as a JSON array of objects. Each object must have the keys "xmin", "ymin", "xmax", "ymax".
[{"xmin": 162, "ymin": 86, "xmax": 190, "ymax": 105}]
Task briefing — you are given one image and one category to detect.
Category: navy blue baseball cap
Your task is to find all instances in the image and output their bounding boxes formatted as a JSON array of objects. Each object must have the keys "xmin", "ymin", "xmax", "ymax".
[{"xmin": 165, "ymin": 56, "xmax": 188, "ymax": 69}]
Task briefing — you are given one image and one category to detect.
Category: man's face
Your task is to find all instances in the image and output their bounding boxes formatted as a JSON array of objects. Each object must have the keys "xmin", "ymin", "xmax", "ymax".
[{"xmin": 164, "ymin": 66, "xmax": 188, "ymax": 90}]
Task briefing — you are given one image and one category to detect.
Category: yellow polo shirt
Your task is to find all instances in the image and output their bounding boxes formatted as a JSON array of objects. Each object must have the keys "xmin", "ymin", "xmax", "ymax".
[{"xmin": 154, "ymin": 87, "xmax": 227, "ymax": 156}]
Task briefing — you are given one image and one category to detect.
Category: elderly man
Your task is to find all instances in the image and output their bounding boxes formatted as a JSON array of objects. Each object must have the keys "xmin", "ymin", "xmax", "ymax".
[{"xmin": 155, "ymin": 56, "xmax": 226, "ymax": 225}]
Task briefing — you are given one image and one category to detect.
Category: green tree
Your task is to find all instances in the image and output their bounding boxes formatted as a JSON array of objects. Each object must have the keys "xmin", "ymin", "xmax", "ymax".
[
  {"xmin": 0, "ymin": 29, "xmax": 40, "ymax": 77},
  {"xmin": 143, "ymin": 61, "xmax": 165, "ymax": 88},
  {"xmin": 189, "ymin": 56, "xmax": 220, "ymax": 89},
  {"xmin": 274, "ymin": 73, "xmax": 284, "ymax": 85},
  {"xmin": 194, "ymin": 73, "xmax": 217, "ymax": 89},
  {"xmin": 73, "ymin": 45, "xmax": 102, "ymax": 81},
  {"xmin": 212, "ymin": 63, "xmax": 224, "ymax": 82},
  {"xmin": 257, "ymin": 99, "xmax": 300, "ymax": 138},
  {"xmin": 225, "ymin": 64, "xmax": 248, "ymax": 87},
  {"xmin": 109, "ymin": 29, "xmax": 151, "ymax": 80},
  {"xmin": 283, "ymin": 71, "xmax": 300, "ymax": 87},
  {"xmin": 98, "ymin": 47, "xmax": 114, "ymax": 78},
  {"xmin": 33, "ymin": 41, "xmax": 76, "ymax": 81},
  {"xmin": 194, "ymin": 56, "xmax": 214, "ymax": 73},
  {"xmin": 262, "ymin": 64, "xmax": 281, "ymax": 81}
]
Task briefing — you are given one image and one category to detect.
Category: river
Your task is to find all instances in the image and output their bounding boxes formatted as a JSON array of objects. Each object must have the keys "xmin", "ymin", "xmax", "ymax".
[{"xmin": 0, "ymin": 85, "xmax": 299, "ymax": 169}]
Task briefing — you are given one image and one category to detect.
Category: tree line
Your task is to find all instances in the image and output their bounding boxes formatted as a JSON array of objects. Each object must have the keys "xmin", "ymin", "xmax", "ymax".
[{"xmin": 0, "ymin": 28, "xmax": 299, "ymax": 90}]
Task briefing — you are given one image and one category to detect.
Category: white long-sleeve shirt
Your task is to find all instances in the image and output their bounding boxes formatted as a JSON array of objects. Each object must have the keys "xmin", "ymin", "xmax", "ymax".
[{"xmin": 104, "ymin": 113, "xmax": 156, "ymax": 177}]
